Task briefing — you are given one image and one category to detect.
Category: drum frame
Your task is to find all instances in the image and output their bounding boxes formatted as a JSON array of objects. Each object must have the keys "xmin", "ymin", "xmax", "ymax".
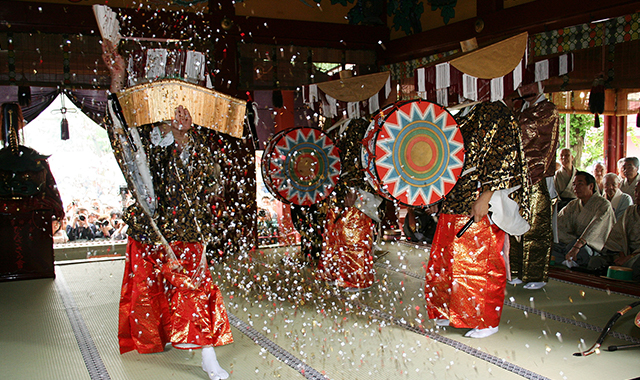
[
  {"xmin": 362, "ymin": 99, "xmax": 464, "ymax": 208},
  {"xmin": 261, "ymin": 126, "xmax": 341, "ymax": 206}
]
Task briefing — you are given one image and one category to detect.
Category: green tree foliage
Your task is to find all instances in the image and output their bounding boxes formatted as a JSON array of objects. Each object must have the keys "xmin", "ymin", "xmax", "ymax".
[{"xmin": 557, "ymin": 113, "xmax": 603, "ymax": 170}]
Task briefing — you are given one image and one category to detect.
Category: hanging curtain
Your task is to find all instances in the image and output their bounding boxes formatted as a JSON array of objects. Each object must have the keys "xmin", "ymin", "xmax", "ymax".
[
  {"xmin": 0, "ymin": 86, "xmax": 59, "ymax": 126},
  {"xmin": 66, "ymin": 89, "xmax": 109, "ymax": 127}
]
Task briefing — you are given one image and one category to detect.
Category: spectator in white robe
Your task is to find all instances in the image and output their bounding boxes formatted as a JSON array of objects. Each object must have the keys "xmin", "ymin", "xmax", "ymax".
[
  {"xmin": 552, "ymin": 171, "xmax": 616, "ymax": 269},
  {"xmin": 590, "ymin": 181, "xmax": 640, "ymax": 282},
  {"xmin": 620, "ymin": 157, "xmax": 639, "ymax": 200},
  {"xmin": 603, "ymin": 172, "xmax": 633, "ymax": 220},
  {"xmin": 592, "ymin": 162, "xmax": 605, "ymax": 194},
  {"xmin": 554, "ymin": 148, "xmax": 577, "ymax": 210}
]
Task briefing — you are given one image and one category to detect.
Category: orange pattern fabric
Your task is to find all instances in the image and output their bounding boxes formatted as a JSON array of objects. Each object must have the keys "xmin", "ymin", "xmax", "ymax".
[
  {"xmin": 118, "ymin": 238, "xmax": 233, "ymax": 354},
  {"xmin": 318, "ymin": 206, "xmax": 375, "ymax": 288},
  {"xmin": 425, "ymin": 214, "xmax": 506, "ymax": 329}
]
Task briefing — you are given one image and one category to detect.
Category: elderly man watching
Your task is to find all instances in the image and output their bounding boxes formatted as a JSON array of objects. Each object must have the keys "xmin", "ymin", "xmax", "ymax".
[
  {"xmin": 620, "ymin": 157, "xmax": 639, "ymax": 199},
  {"xmin": 592, "ymin": 162, "xmax": 605, "ymax": 194},
  {"xmin": 552, "ymin": 171, "xmax": 616, "ymax": 269},
  {"xmin": 554, "ymin": 148, "xmax": 577, "ymax": 210},
  {"xmin": 603, "ymin": 172, "xmax": 633, "ymax": 220},
  {"xmin": 590, "ymin": 182, "xmax": 640, "ymax": 282}
]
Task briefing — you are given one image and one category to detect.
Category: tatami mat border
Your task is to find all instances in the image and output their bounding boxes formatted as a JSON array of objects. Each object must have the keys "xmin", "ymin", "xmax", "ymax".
[
  {"xmin": 227, "ymin": 312, "xmax": 328, "ymax": 380},
  {"xmin": 55, "ymin": 269, "xmax": 111, "ymax": 380}
]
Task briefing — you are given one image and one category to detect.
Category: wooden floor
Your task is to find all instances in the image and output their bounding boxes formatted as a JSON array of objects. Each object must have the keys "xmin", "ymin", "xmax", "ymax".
[{"xmin": 1, "ymin": 241, "xmax": 639, "ymax": 380}]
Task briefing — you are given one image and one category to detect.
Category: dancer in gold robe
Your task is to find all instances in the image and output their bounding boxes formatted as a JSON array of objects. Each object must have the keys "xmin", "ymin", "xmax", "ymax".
[
  {"xmin": 102, "ymin": 41, "xmax": 232, "ymax": 380},
  {"xmin": 508, "ymin": 85, "xmax": 559, "ymax": 289},
  {"xmin": 425, "ymin": 101, "xmax": 529, "ymax": 338}
]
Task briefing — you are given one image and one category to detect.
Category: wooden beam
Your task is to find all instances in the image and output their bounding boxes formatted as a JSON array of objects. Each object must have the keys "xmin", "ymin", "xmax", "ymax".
[
  {"xmin": 382, "ymin": 0, "xmax": 640, "ymax": 64},
  {"xmin": 0, "ymin": 1, "xmax": 387, "ymax": 51},
  {"xmin": 0, "ymin": 1, "xmax": 97, "ymax": 35}
]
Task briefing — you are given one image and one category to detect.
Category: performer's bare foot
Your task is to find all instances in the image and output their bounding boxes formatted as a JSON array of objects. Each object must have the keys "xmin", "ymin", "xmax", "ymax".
[
  {"xmin": 464, "ymin": 326, "xmax": 498, "ymax": 338},
  {"xmin": 202, "ymin": 346, "xmax": 229, "ymax": 380}
]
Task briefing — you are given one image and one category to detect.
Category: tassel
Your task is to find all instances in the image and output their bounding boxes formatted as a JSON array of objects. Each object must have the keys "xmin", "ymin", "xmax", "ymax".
[
  {"xmin": 61, "ymin": 117, "xmax": 69, "ymax": 140},
  {"xmin": 589, "ymin": 75, "xmax": 605, "ymax": 128},
  {"xmin": 18, "ymin": 86, "xmax": 31, "ymax": 107},
  {"xmin": 272, "ymin": 90, "xmax": 283, "ymax": 108}
]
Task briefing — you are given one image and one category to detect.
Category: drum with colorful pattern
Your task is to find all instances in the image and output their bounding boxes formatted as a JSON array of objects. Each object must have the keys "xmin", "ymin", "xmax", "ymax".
[
  {"xmin": 370, "ymin": 99, "xmax": 465, "ymax": 207},
  {"xmin": 262, "ymin": 126, "xmax": 341, "ymax": 206}
]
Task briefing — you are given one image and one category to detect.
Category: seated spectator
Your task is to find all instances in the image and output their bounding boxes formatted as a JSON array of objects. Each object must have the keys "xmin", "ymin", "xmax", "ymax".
[
  {"xmin": 66, "ymin": 210, "xmax": 96, "ymax": 241},
  {"xmin": 592, "ymin": 162, "xmax": 605, "ymax": 194},
  {"xmin": 551, "ymin": 171, "xmax": 616, "ymax": 269},
  {"xmin": 95, "ymin": 216, "xmax": 114, "ymax": 239},
  {"xmin": 617, "ymin": 158, "xmax": 626, "ymax": 178},
  {"xmin": 554, "ymin": 148, "xmax": 577, "ymax": 210},
  {"xmin": 603, "ymin": 172, "xmax": 633, "ymax": 220},
  {"xmin": 589, "ymin": 182, "xmax": 640, "ymax": 282},
  {"xmin": 52, "ymin": 217, "xmax": 69, "ymax": 244},
  {"xmin": 620, "ymin": 157, "xmax": 639, "ymax": 199}
]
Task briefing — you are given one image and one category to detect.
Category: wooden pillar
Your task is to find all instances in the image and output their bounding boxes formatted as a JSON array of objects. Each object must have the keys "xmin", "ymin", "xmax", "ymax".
[
  {"xmin": 603, "ymin": 115, "xmax": 627, "ymax": 173},
  {"xmin": 273, "ymin": 91, "xmax": 296, "ymax": 133}
]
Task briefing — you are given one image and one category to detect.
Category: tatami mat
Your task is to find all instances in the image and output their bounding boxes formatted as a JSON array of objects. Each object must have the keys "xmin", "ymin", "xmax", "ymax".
[
  {"xmin": 0, "ymin": 278, "xmax": 90, "ymax": 380},
  {"xmin": 1, "ymin": 241, "xmax": 639, "ymax": 380}
]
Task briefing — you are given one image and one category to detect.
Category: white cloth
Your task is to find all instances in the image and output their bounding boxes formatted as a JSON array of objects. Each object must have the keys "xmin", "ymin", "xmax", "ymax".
[
  {"xmin": 557, "ymin": 193, "xmax": 616, "ymax": 252},
  {"xmin": 353, "ymin": 189, "xmax": 383, "ymax": 223},
  {"xmin": 150, "ymin": 126, "xmax": 175, "ymax": 147},
  {"xmin": 604, "ymin": 204, "xmax": 640, "ymax": 257},
  {"xmin": 620, "ymin": 175, "xmax": 640, "ymax": 201},
  {"xmin": 554, "ymin": 166, "xmax": 577, "ymax": 199},
  {"xmin": 608, "ymin": 188, "xmax": 633, "ymax": 221},
  {"xmin": 488, "ymin": 186, "xmax": 530, "ymax": 236}
]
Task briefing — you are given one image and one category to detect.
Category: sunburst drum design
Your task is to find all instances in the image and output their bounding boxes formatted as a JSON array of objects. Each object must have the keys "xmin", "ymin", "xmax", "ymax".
[
  {"xmin": 262, "ymin": 127, "xmax": 341, "ymax": 206},
  {"xmin": 374, "ymin": 100, "xmax": 464, "ymax": 207}
]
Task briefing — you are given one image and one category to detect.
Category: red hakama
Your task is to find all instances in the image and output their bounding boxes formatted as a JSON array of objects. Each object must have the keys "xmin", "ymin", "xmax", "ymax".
[
  {"xmin": 318, "ymin": 206, "xmax": 375, "ymax": 289},
  {"xmin": 425, "ymin": 214, "xmax": 506, "ymax": 329},
  {"xmin": 118, "ymin": 238, "xmax": 233, "ymax": 354}
]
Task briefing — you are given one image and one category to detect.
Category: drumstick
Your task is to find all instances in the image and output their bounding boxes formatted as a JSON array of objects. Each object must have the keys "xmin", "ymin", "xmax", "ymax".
[
  {"xmin": 456, "ymin": 216, "xmax": 475, "ymax": 238},
  {"xmin": 574, "ymin": 301, "xmax": 640, "ymax": 357}
]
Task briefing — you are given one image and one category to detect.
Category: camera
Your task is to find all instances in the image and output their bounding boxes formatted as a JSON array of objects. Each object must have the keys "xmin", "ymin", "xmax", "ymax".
[
  {"xmin": 98, "ymin": 220, "xmax": 110, "ymax": 227},
  {"xmin": 78, "ymin": 215, "xmax": 86, "ymax": 221}
]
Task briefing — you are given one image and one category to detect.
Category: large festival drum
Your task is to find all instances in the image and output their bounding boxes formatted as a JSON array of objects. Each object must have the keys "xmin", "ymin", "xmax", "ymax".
[
  {"xmin": 262, "ymin": 126, "xmax": 341, "ymax": 206},
  {"xmin": 367, "ymin": 99, "xmax": 465, "ymax": 207}
]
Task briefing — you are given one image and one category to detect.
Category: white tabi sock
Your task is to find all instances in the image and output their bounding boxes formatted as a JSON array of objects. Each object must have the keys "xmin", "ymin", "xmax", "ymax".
[
  {"xmin": 507, "ymin": 278, "xmax": 523, "ymax": 285},
  {"xmin": 464, "ymin": 326, "xmax": 499, "ymax": 338},
  {"xmin": 523, "ymin": 281, "xmax": 547, "ymax": 290},
  {"xmin": 202, "ymin": 346, "xmax": 229, "ymax": 380}
]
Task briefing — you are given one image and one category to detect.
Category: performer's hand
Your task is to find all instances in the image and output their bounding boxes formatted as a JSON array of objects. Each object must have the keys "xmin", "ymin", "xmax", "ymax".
[
  {"xmin": 101, "ymin": 40, "xmax": 126, "ymax": 92},
  {"xmin": 613, "ymin": 253, "xmax": 630, "ymax": 266},
  {"xmin": 471, "ymin": 190, "xmax": 493, "ymax": 223},
  {"xmin": 565, "ymin": 246, "xmax": 580, "ymax": 262},
  {"xmin": 173, "ymin": 105, "xmax": 193, "ymax": 132}
]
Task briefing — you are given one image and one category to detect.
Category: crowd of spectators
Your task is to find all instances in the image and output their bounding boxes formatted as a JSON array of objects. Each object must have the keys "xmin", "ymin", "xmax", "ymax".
[
  {"xmin": 53, "ymin": 198, "xmax": 129, "ymax": 244},
  {"xmin": 552, "ymin": 154, "xmax": 640, "ymax": 282}
]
